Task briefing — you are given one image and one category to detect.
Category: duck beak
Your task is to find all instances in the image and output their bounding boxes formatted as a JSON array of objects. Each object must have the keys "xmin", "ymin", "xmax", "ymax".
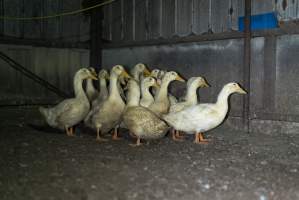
[
  {"xmin": 201, "ymin": 79, "xmax": 210, "ymax": 88},
  {"xmin": 121, "ymin": 70, "xmax": 132, "ymax": 79},
  {"xmin": 175, "ymin": 75, "xmax": 185, "ymax": 82},
  {"xmin": 237, "ymin": 86, "xmax": 247, "ymax": 94},
  {"xmin": 143, "ymin": 68, "xmax": 151, "ymax": 77},
  {"xmin": 89, "ymin": 74, "xmax": 98, "ymax": 80},
  {"xmin": 153, "ymin": 82, "xmax": 160, "ymax": 88}
]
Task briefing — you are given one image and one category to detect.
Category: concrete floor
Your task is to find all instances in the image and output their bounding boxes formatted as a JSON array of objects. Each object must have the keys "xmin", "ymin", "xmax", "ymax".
[{"xmin": 1, "ymin": 107, "xmax": 299, "ymax": 200}]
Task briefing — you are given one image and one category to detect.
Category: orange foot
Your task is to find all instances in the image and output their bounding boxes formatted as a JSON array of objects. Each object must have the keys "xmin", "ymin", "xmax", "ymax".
[
  {"xmin": 129, "ymin": 137, "xmax": 142, "ymax": 147},
  {"xmin": 172, "ymin": 129, "xmax": 183, "ymax": 141},
  {"xmin": 194, "ymin": 132, "xmax": 211, "ymax": 144},
  {"xmin": 112, "ymin": 128, "xmax": 122, "ymax": 140}
]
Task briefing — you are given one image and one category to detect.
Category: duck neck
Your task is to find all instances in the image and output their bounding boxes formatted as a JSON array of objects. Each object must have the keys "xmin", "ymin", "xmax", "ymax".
[
  {"xmin": 108, "ymin": 73, "xmax": 123, "ymax": 101},
  {"xmin": 185, "ymin": 84, "xmax": 198, "ymax": 105},
  {"xmin": 156, "ymin": 79, "xmax": 170, "ymax": 101},
  {"xmin": 99, "ymin": 78, "xmax": 108, "ymax": 97},
  {"xmin": 132, "ymin": 70, "xmax": 141, "ymax": 81},
  {"xmin": 74, "ymin": 74, "xmax": 87, "ymax": 99},
  {"xmin": 86, "ymin": 79, "xmax": 96, "ymax": 93},
  {"xmin": 127, "ymin": 86, "xmax": 140, "ymax": 107},
  {"xmin": 141, "ymin": 85, "xmax": 154, "ymax": 101},
  {"xmin": 216, "ymin": 87, "xmax": 231, "ymax": 111}
]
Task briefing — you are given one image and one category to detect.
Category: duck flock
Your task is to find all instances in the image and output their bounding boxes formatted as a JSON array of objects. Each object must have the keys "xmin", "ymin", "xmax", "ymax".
[{"xmin": 39, "ymin": 63, "xmax": 247, "ymax": 146}]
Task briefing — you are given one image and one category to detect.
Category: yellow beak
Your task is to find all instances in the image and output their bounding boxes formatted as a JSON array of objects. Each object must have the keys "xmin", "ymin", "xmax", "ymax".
[
  {"xmin": 201, "ymin": 79, "xmax": 210, "ymax": 88},
  {"xmin": 153, "ymin": 82, "xmax": 160, "ymax": 88},
  {"xmin": 89, "ymin": 74, "xmax": 98, "ymax": 80},
  {"xmin": 237, "ymin": 87, "xmax": 247, "ymax": 94},
  {"xmin": 143, "ymin": 68, "xmax": 151, "ymax": 77},
  {"xmin": 175, "ymin": 75, "xmax": 185, "ymax": 82},
  {"xmin": 121, "ymin": 70, "xmax": 132, "ymax": 79}
]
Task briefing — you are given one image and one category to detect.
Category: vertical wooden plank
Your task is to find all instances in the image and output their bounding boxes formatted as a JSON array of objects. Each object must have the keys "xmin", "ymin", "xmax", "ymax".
[
  {"xmin": 148, "ymin": 0, "xmax": 161, "ymax": 39},
  {"xmin": 176, "ymin": 0, "xmax": 192, "ymax": 36},
  {"xmin": 3, "ymin": 0, "xmax": 23, "ymax": 37},
  {"xmin": 161, "ymin": 0, "xmax": 175, "ymax": 38},
  {"xmin": 122, "ymin": 0, "xmax": 133, "ymax": 41},
  {"xmin": 134, "ymin": 0, "xmax": 147, "ymax": 41},
  {"xmin": 23, "ymin": 0, "xmax": 42, "ymax": 39},
  {"xmin": 211, "ymin": 0, "xmax": 230, "ymax": 33},
  {"xmin": 192, "ymin": 0, "xmax": 210, "ymax": 34},
  {"xmin": 111, "ymin": 0, "xmax": 122, "ymax": 41},
  {"xmin": 44, "ymin": 0, "xmax": 60, "ymax": 40}
]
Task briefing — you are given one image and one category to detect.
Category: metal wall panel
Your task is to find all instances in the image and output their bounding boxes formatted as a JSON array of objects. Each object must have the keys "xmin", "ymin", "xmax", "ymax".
[
  {"xmin": 103, "ymin": 39, "xmax": 245, "ymax": 116},
  {"xmin": 1, "ymin": 0, "xmax": 89, "ymax": 43},
  {"xmin": 211, "ymin": 0, "xmax": 230, "ymax": 33},
  {"xmin": 176, "ymin": 0, "xmax": 192, "ymax": 36},
  {"xmin": 23, "ymin": 0, "xmax": 43, "ymax": 39},
  {"xmin": 148, "ymin": 0, "xmax": 161, "ymax": 39},
  {"xmin": 0, "ymin": 44, "xmax": 89, "ymax": 105},
  {"xmin": 134, "ymin": 0, "xmax": 148, "ymax": 41},
  {"xmin": 44, "ymin": 0, "xmax": 61, "ymax": 40},
  {"xmin": 192, "ymin": 0, "xmax": 211, "ymax": 34},
  {"xmin": 111, "ymin": 0, "xmax": 123, "ymax": 41},
  {"xmin": 122, "ymin": 0, "xmax": 133, "ymax": 41},
  {"xmin": 161, "ymin": 0, "xmax": 175, "ymax": 38}
]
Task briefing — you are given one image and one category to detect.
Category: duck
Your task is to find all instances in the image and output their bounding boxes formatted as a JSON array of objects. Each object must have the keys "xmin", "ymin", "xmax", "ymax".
[
  {"xmin": 39, "ymin": 68, "xmax": 97, "ymax": 136},
  {"xmin": 91, "ymin": 69, "xmax": 109, "ymax": 107},
  {"xmin": 131, "ymin": 63, "xmax": 151, "ymax": 82},
  {"xmin": 84, "ymin": 69, "xmax": 109, "ymax": 128},
  {"xmin": 91, "ymin": 65, "xmax": 131, "ymax": 141},
  {"xmin": 85, "ymin": 67, "xmax": 98, "ymax": 102},
  {"xmin": 148, "ymin": 71, "xmax": 185, "ymax": 116},
  {"xmin": 151, "ymin": 69, "xmax": 178, "ymax": 106},
  {"xmin": 163, "ymin": 82, "xmax": 247, "ymax": 144},
  {"xmin": 122, "ymin": 79, "xmax": 169, "ymax": 146},
  {"xmin": 169, "ymin": 76, "xmax": 209, "ymax": 141},
  {"xmin": 140, "ymin": 77, "xmax": 159, "ymax": 108}
]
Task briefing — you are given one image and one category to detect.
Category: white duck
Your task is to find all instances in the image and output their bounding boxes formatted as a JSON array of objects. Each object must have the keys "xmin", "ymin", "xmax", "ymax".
[
  {"xmin": 91, "ymin": 65, "xmax": 131, "ymax": 141},
  {"xmin": 163, "ymin": 82, "xmax": 247, "ymax": 144},
  {"xmin": 131, "ymin": 63, "xmax": 151, "ymax": 81},
  {"xmin": 85, "ymin": 67, "xmax": 98, "ymax": 102},
  {"xmin": 169, "ymin": 76, "xmax": 209, "ymax": 141},
  {"xmin": 91, "ymin": 69, "xmax": 109, "ymax": 107},
  {"xmin": 122, "ymin": 79, "xmax": 169, "ymax": 146},
  {"xmin": 148, "ymin": 71, "xmax": 185, "ymax": 116},
  {"xmin": 151, "ymin": 69, "xmax": 178, "ymax": 106},
  {"xmin": 39, "ymin": 68, "xmax": 97, "ymax": 136},
  {"xmin": 140, "ymin": 77, "xmax": 159, "ymax": 108},
  {"xmin": 84, "ymin": 69, "xmax": 109, "ymax": 128}
]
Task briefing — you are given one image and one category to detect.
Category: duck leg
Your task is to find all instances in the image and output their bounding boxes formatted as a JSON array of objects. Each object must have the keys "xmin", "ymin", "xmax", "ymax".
[
  {"xmin": 112, "ymin": 127, "xmax": 122, "ymax": 140},
  {"xmin": 175, "ymin": 130, "xmax": 185, "ymax": 139},
  {"xmin": 172, "ymin": 129, "xmax": 183, "ymax": 141},
  {"xmin": 129, "ymin": 137, "xmax": 142, "ymax": 147},
  {"xmin": 65, "ymin": 126, "xmax": 70, "ymax": 136},
  {"xmin": 194, "ymin": 132, "xmax": 210, "ymax": 144},
  {"xmin": 96, "ymin": 128, "xmax": 108, "ymax": 142},
  {"xmin": 69, "ymin": 127, "xmax": 75, "ymax": 137}
]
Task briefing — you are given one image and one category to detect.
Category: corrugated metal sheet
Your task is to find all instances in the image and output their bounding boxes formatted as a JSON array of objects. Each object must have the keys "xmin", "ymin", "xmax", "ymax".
[
  {"xmin": 0, "ymin": 44, "xmax": 89, "ymax": 105},
  {"xmin": 0, "ymin": 0, "xmax": 89, "ymax": 42},
  {"xmin": 103, "ymin": 0, "xmax": 247, "ymax": 41}
]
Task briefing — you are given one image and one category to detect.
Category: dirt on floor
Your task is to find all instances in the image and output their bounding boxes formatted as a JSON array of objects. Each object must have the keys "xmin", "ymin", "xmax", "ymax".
[{"xmin": 1, "ymin": 107, "xmax": 299, "ymax": 200}]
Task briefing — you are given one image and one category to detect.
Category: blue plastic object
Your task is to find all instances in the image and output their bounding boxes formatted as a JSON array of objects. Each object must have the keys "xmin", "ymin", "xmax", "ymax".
[{"xmin": 238, "ymin": 12, "xmax": 278, "ymax": 31}]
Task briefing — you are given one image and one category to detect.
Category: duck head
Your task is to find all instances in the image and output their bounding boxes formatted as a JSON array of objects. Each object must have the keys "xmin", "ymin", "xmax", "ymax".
[
  {"xmin": 162, "ymin": 71, "xmax": 185, "ymax": 83},
  {"xmin": 225, "ymin": 82, "xmax": 247, "ymax": 94},
  {"xmin": 111, "ymin": 65, "xmax": 131, "ymax": 79},
  {"xmin": 142, "ymin": 77, "xmax": 159, "ymax": 89},
  {"xmin": 78, "ymin": 68, "xmax": 98, "ymax": 80},
  {"xmin": 98, "ymin": 69, "xmax": 109, "ymax": 80},
  {"xmin": 134, "ymin": 63, "xmax": 151, "ymax": 77},
  {"xmin": 88, "ymin": 67, "xmax": 98, "ymax": 78},
  {"xmin": 188, "ymin": 76, "xmax": 210, "ymax": 88}
]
